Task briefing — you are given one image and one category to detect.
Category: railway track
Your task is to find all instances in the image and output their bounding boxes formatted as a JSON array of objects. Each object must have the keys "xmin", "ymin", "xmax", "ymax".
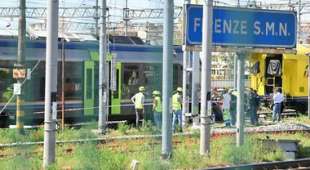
[
  {"xmin": 0, "ymin": 122, "xmax": 309, "ymax": 148},
  {"xmin": 0, "ymin": 126, "xmax": 309, "ymax": 168},
  {"xmin": 206, "ymin": 158, "xmax": 310, "ymax": 170}
]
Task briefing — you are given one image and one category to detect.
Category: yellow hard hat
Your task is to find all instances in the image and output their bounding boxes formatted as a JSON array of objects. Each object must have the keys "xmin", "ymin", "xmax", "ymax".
[
  {"xmin": 177, "ymin": 87, "xmax": 182, "ymax": 92},
  {"xmin": 139, "ymin": 86, "xmax": 145, "ymax": 92},
  {"xmin": 152, "ymin": 90, "xmax": 160, "ymax": 95}
]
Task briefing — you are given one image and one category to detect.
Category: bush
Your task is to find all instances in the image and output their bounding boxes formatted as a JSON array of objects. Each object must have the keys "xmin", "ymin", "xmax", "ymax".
[
  {"xmin": 118, "ymin": 122, "xmax": 130, "ymax": 135},
  {"xmin": 73, "ymin": 144, "xmax": 127, "ymax": 170},
  {"xmin": 140, "ymin": 120, "xmax": 157, "ymax": 134}
]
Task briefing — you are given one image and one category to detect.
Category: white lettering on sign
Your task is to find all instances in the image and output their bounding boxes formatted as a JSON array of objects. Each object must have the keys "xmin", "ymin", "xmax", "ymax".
[
  {"xmin": 223, "ymin": 20, "xmax": 232, "ymax": 33},
  {"xmin": 215, "ymin": 19, "xmax": 221, "ymax": 33},
  {"xmin": 194, "ymin": 18, "xmax": 201, "ymax": 32},
  {"xmin": 253, "ymin": 21, "xmax": 261, "ymax": 35},
  {"xmin": 252, "ymin": 21, "xmax": 289, "ymax": 36},
  {"xmin": 213, "ymin": 19, "xmax": 248, "ymax": 35},
  {"xmin": 233, "ymin": 20, "xmax": 240, "ymax": 34},
  {"xmin": 211, "ymin": 18, "xmax": 291, "ymax": 38},
  {"xmin": 240, "ymin": 21, "xmax": 247, "ymax": 35},
  {"xmin": 266, "ymin": 22, "xmax": 275, "ymax": 36},
  {"xmin": 279, "ymin": 23, "xmax": 288, "ymax": 36}
]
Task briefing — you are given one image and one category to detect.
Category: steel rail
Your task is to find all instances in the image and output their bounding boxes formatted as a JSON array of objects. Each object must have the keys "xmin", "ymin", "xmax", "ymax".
[
  {"xmin": 0, "ymin": 125, "xmax": 309, "ymax": 148},
  {"xmin": 206, "ymin": 158, "xmax": 310, "ymax": 170}
]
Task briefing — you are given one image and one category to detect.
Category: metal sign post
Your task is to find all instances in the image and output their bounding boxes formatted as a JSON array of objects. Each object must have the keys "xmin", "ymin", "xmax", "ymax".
[
  {"xmin": 191, "ymin": 51, "xmax": 200, "ymax": 119},
  {"xmin": 234, "ymin": 55, "xmax": 238, "ymax": 89},
  {"xmin": 182, "ymin": 46, "xmax": 189, "ymax": 126},
  {"xmin": 236, "ymin": 53, "xmax": 245, "ymax": 146}
]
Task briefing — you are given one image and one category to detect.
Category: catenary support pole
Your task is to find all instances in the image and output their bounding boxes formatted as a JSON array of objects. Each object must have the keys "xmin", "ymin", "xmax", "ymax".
[
  {"xmin": 16, "ymin": 0, "xmax": 26, "ymax": 134},
  {"xmin": 125, "ymin": 0, "xmax": 128, "ymax": 36},
  {"xmin": 98, "ymin": 0, "xmax": 107, "ymax": 134},
  {"xmin": 191, "ymin": 51, "xmax": 199, "ymax": 119},
  {"xmin": 236, "ymin": 53, "xmax": 245, "ymax": 147},
  {"xmin": 234, "ymin": 54, "xmax": 238, "ymax": 89},
  {"xmin": 182, "ymin": 0, "xmax": 190, "ymax": 127},
  {"xmin": 182, "ymin": 46, "xmax": 188, "ymax": 126},
  {"xmin": 162, "ymin": 0, "xmax": 174, "ymax": 159},
  {"xmin": 200, "ymin": 0, "xmax": 213, "ymax": 155},
  {"xmin": 61, "ymin": 38, "xmax": 65, "ymax": 130},
  {"xmin": 95, "ymin": 0, "xmax": 99, "ymax": 38},
  {"xmin": 43, "ymin": 0, "xmax": 59, "ymax": 167}
]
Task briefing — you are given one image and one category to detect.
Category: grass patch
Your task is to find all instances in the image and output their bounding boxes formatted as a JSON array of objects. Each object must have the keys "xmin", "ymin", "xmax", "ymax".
[{"xmin": 1, "ymin": 132, "xmax": 310, "ymax": 169}]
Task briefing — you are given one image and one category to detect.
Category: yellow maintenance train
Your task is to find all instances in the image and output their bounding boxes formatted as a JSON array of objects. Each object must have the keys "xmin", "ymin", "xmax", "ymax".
[{"xmin": 249, "ymin": 44, "xmax": 310, "ymax": 112}]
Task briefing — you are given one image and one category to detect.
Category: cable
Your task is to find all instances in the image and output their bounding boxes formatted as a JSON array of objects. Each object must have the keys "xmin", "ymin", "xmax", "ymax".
[{"xmin": 0, "ymin": 60, "xmax": 42, "ymax": 115}]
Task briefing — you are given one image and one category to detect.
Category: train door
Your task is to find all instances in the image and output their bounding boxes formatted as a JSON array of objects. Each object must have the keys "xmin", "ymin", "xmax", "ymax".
[{"xmin": 265, "ymin": 54, "xmax": 283, "ymax": 95}]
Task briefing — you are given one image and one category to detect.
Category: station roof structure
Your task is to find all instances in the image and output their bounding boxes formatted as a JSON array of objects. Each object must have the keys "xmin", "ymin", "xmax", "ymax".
[{"xmin": 0, "ymin": 0, "xmax": 309, "ymax": 43}]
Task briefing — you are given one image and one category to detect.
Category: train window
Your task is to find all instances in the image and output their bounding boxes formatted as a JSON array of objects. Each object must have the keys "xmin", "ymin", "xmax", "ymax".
[
  {"xmin": 122, "ymin": 63, "xmax": 162, "ymax": 100},
  {"xmin": 129, "ymin": 37, "xmax": 145, "ymax": 45},
  {"xmin": 109, "ymin": 36, "xmax": 133, "ymax": 44},
  {"xmin": 58, "ymin": 62, "xmax": 83, "ymax": 100},
  {"xmin": 267, "ymin": 60, "xmax": 281, "ymax": 76},
  {"xmin": 122, "ymin": 64, "xmax": 140, "ymax": 99}
]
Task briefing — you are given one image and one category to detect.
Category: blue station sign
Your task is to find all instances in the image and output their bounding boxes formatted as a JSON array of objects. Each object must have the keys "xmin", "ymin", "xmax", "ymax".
[{"xmin": 186, "ymin": 5, "xmax": 297, "ymax": 48}]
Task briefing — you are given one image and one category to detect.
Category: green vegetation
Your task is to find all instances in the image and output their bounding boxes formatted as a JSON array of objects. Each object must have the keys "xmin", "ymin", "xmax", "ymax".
[
  {"xmin": 0, "ymin": 132, "xmax": 309, "ymax": 170},
  {"xmin": 0, "ymin": 128, "xmax": 44, "ymax": 143},
  {"xmin": 0, "ymin": 117, "xmax": 309, "ymax": 169},
  {"xmin": 117, "ymin": 122, "xmax": 130, "ymax": 135}
]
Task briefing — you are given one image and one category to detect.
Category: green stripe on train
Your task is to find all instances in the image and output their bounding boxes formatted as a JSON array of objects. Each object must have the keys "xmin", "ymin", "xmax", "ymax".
[
  {"xmin": 111, "ymin": 62, "xmax": 121, "ymax": 114},
  {"xmin": 83, "ymin": 60, "xmax": 95, "ymax": 116}
]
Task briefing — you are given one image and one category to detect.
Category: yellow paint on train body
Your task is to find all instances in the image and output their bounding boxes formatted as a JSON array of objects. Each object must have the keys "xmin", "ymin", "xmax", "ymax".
[{"xmin": 249, "ymin": 44, "xmax": 310, "ymax": 101}]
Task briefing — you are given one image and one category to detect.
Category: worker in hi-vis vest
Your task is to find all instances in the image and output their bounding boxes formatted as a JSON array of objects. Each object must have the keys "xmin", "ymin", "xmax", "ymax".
[
  {"xmin": 172, "ymin": 87, "xmax": 182, "ymax": 132},
  {"xmin": 152, "ymin": 90, "xmax": 162, "ymax": 130},
  {"xmin": 131, "ymin": 86, "xmax": 145, "ymax": 127}
]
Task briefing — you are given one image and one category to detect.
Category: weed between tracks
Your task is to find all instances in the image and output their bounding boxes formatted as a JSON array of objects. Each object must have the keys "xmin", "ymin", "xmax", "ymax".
[{"xmin": 0, "ymin": 121, "xmax": 309, "ymax": 169}]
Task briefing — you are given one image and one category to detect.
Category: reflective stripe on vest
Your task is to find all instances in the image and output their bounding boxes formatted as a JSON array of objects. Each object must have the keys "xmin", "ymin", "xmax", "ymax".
[
  {"xmin": 172, "ymin": 93, "xmax": 181, "ymax": 110},
  {"xmin": 154, "ymin": 96, "xmax": 162, "ymax": 112},
  {"xmin": 134, "ymin": 92, "xmax": 144, "ymax": 109}
]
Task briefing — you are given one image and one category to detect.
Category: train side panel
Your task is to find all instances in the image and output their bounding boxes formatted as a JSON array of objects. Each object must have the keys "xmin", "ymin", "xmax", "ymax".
[{"xmin": 283, "ymin": 53, "xmax": 308, "ymax": 98}]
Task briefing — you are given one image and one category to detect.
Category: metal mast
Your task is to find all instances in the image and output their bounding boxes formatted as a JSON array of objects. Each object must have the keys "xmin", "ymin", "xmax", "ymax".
[
  {"xmin": 162, "ymin": 0, "xmax": 174, "ymax": 159},
  {"xmin": 200, "ymin": 0, "xmax": 213, "ymax": 155},
  {"xmin": 98, "ymin": 0, "xmax": 108, "ymax": 134},
  {"xmin": 43, "ymin": 0, "xmax": 59, "ymax": 167},
  {"xmin": 16, "ymin": 0, "xmax": 26, "ymax": 134}
]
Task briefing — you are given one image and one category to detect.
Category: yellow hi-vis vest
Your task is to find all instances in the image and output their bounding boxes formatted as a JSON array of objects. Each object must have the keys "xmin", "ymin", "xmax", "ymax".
[
  {"xmin": 172, "ymin": 93, "xmax": 181, "ymax": 110},
  {"xmin": 134, "ymin": 92, "xmax": 144, "ymax": 109},
  {"xmin": 154, "ymin": 96, "xmax": 162, "ymax": 112}
]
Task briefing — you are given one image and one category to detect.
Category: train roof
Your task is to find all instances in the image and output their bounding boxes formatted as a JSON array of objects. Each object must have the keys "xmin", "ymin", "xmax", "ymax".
[
  {"xmin": 0, "ymin": 38, "xmax": 183, "ymax": 53},
  {"xmin": 0, "ymin": 38, "xmax": 183, "ymax": 63}
]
